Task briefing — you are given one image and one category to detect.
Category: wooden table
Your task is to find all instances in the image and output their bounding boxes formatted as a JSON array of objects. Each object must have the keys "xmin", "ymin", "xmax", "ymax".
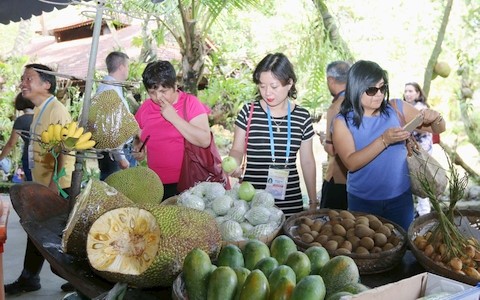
[{"xmin": 9, "ymin": 182, "xmax": 427, "ymax": 299}]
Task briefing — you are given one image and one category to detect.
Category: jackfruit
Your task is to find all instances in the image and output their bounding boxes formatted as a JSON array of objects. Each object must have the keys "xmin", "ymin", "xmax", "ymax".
[
  {"xmin": 61, "ymin": 179, "xmax": 135, "ymax": 257},
  {"xmin": 87, "ymin": 90, "xmax": 139, "ymax": 149},
  {"xmin": 87, "ymin": 205, "xmax": 222, "ymax": 288},
  {"xmin": 105, "ymin": 166, "xmax": 164, "ymax": 204}
]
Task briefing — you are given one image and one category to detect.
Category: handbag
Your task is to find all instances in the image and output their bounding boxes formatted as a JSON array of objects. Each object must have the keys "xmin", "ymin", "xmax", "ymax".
[
  {"xmin": 391, "ymin": 100, "xmax": 448, "ymax": 198},
  {"xmin": 177, "ymin": 96, "xmax": 230, "ymax": 193}
]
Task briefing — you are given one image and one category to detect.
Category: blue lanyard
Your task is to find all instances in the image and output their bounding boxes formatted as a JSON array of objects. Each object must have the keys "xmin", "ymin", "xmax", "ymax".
[
  {"xmin": 266, "ymin": 101, "xmax": 291, "ymax": 164},
  {"xmin": 32, "ymin": 96, "xmax": 55, "ymax": 136}
]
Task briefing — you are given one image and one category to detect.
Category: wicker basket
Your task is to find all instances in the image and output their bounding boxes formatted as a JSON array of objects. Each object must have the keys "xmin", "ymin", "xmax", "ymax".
[
  {"xmin": 407, "ymin": 209, "xmax": 480, "ymax": 286},
  {"xmin": 283, "ymin": 209, "xmax": 407, "ymax": 274}
]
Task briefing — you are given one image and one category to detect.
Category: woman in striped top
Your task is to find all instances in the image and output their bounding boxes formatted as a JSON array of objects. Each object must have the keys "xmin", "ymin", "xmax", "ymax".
[{"xmin": 228, "ymin": 53, "xmax": 317, "ymax": 217}]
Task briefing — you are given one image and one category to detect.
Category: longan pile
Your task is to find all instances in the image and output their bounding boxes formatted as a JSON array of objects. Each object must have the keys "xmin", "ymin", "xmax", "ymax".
[{"xmin": 293, "ymin": 210, "xmax": 403, "ymax": 255}]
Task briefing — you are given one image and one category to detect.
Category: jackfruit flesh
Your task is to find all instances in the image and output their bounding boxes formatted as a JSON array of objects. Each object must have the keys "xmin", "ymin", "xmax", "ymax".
[
  {"xmin": 87, "ymin": 207, "xmax": 160, "ymax": 275},
  {"xmin": 105, "ymin": 166, "xmax": 164, "ymax": 204},
  {"xmin": 87, "ymin": 205, "xmax": 222, "ymax": 288},
  {"xmin": 87, "ymin": 90, "xmax": 139, "ymax": 149},
  {"xmin": 62, "ymin": 179, "xmax": 135, "ymax": 257}
]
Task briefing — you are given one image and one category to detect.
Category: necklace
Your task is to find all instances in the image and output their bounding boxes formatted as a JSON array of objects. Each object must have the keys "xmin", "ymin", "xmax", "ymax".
[{"xmin": 272, "ymin": 117, "xmax": 284, "ymax": 132}]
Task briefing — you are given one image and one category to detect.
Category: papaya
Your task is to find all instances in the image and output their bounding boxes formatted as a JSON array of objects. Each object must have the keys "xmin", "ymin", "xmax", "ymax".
[
  {"xmin": 207, "ymin": 266, "xmax": 238, "ymax": 300},
  {"xmin": 268, "ymin": 265, "xmax": 296, "ymax": 291},
  {"xmin": 290, "ymin": 275, "xmax": 326, "ymax": 300},
  {"xmin": 239, "ymin": 269, "xmax": 270, "ymax": 300},
  {"xmin": 234, "ymin": 267, "xmax": 251, "ymax": 300},
  {"xmin": 183, "ymin": 248, "xmax": 212, "ymax": 300},
  {"xmin": 243, "ymin": 239, "xmax": 270, "ymax": 270},
  {"xmin": 217, "ymin": 244, "xmax": 245, "ymax": 269},
  {"xmin": 319, "ymin": 255, "xmax": 360, "ymax": 297},
  {"xmin": 304, "ymin": 246, "xmax": 330, "ymax": 275},
  {"xmin": 254, "ymin": 257, "xmax": 279, "ymax": 278},
  {"xmin": 284, "ymin": 251, "xmax": 311, "ymax": 282},
  {"xmin": 268, "ymin": 276, "xmax": 295, "ymax": 300},
  {"xmin": 270, "ymin": 235, "xmax": 297, "ymax": 265}
]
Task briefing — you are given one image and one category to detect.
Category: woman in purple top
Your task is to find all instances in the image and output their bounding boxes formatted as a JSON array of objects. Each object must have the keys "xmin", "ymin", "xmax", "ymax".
[{"xmin": 332, "ymin": 60, "xmax": 445, "ymax": 230}]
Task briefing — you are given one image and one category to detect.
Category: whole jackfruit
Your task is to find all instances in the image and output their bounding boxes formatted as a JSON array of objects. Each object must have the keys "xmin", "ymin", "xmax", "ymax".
[
  {"xmin": 61, "ymin": 179, "xmax": 135, "ymax": 257},
  {"xmin": 87, "ymin": 205, "xmax": 222, "ymax": 288},
  {"xmin": 105, "ymin": 166, "xmax": 164, "ymax": 204},
  {"xmin": 87, "ymin": 90, "xmax": 139, "ymax": 149}
]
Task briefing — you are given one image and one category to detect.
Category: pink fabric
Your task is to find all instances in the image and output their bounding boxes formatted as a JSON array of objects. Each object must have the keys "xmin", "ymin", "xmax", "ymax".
[{"xmin": 135, "ymin": 91, "xmax": 210, "ymax": 184}]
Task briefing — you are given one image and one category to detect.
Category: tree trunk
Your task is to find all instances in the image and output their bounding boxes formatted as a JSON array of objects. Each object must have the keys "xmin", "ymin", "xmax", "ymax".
[
  {"xmin": 313, "ymin": 0, "xmax": 355, "ymax": 62},
  {"xmin": 422, "ymin": 0, "xmax": 453, "ymax": 98}
]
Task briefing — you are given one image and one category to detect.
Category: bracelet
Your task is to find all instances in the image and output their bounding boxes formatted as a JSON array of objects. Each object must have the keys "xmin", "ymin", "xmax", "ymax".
[
  {"xmin": 434, "ymin": 114, "xmax": 444, "ymax": 125},
  {"xmin": 325, "ymin": 140, "xmax": 333, "ymax": 145},
  {"xmin": 381, "ymin": 135, "xmax": 388, "ymax": 149}
]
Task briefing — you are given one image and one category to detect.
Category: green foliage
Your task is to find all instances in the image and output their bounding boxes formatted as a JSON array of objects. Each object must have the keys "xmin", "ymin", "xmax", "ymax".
[{"xmin": 198, "ymin": 52, "xmax": 256, "ymax": 130}]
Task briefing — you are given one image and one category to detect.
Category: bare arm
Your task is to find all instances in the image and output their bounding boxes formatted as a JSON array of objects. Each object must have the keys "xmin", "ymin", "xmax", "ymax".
[
  {"xmin": 332, "ymin": 118, "xmax": 410, "ymax": 172},
  {"xmin": 299, "ymin": 138, "xmax": 317, "ymax": 210},
  {"xmin": 323, "ymin": 100, "xmax": 343, "ymax": 156},
  {"xmin": 160, "ymin": 99, "xmax": 211, "ymax": 148},
  {"xmin": 0, "ymin": 129, "xmax": 20, "ymax": 161},
  {"xmin": 227, "ymin": 125, "xmax": 247, "ymax": 178},
  {"xmin": 402, "ymin": 101, "xmax": 446, "ymax": 134}
]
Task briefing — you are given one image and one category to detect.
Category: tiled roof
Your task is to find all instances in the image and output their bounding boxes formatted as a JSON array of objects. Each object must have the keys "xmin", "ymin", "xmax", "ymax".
[{"xmin": 24, "ymin": 23, "xmax": 181, "ymax": 79}]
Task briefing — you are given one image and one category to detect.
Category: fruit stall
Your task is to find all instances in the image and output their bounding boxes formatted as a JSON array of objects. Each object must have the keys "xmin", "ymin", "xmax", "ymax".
[
  {"xmin": 10, "ymin": 173, "xmax": 480, "ymax": 300},
  {"xmin": 8, "ymin": 90, "xmax": 480, "ymax": 299}
]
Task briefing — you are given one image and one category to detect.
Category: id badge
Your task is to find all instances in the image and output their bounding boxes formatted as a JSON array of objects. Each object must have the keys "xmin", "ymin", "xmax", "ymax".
[
  {"xmin": 265, "ymin": 166, "xmax": 289, "ymax": 200},
  {"xmin": 28, "ymin": 143, "xmax": 35, "ymax": 169}
]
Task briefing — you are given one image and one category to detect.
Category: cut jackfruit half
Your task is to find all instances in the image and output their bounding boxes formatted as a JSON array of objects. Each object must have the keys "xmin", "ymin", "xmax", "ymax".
[{"xmin": 87, "ymin": 207, "xmax": 160, "ymax": 275}]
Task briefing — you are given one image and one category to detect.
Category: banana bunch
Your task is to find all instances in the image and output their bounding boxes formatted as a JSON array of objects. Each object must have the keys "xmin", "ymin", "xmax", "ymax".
[{"xmin": 40, "ymin": 121, "xmax": 96, "ymax": 151}]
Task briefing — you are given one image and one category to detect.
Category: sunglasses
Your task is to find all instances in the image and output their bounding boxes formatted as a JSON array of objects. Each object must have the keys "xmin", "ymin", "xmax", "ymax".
[{"xmin": 365, "ymin": 84, "xmax": 388, "ymax": 96}]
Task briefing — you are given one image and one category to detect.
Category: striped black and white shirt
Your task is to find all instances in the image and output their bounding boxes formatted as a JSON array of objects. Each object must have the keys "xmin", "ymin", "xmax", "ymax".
[{"xmin": 235, "ymin": 101, "xmax": 315, "ymax": 217}]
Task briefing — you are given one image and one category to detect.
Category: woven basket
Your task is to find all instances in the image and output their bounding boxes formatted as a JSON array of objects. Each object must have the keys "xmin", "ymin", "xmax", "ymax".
[
  {"xmin": 283, "ymin": 209, "xmax": 407, "ymax": 274},
  {"xmin": 407, "ymin": 209, "xmax": 480, "ymax": 286}
]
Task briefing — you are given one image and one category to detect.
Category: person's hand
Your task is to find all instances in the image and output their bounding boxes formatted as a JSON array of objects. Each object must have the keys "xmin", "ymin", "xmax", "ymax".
[
  {"xmin": 308, "ymin": 202, "xmax": 318, "ymax": 211},
  {"xmin": 158, "ymin": 98, "xmax": 178, "ymax": 122},
  {"xmin": 118, "ymin": 159, "xmax": 129, "ymax": 169},
  {"xmin": 229, "ymin": 165, "xmax": 244, "ymax": 179},
  {"xmin": 421, "ymin": 108, "xmax": 442, "ymax": 125},
  {"xmin": 381, "ymin": 127, "xmax": 411, "ymax": 146},
  {"xmin": 132, "ymin": 148, "xmax": 146, "ymax": 161}
]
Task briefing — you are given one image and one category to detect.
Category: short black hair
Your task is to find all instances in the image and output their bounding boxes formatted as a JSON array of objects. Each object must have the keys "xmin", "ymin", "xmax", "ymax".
[
  {"xmin": 14, "ymin": 93, "xmax": 34, "ymax": 110},
  {"xmin": 25, "ymin": 63, "xmax": 56, "ymax": 94},
  {"xmin": 253, "ymin": 53, "xmax": 297, "ymax": 99},
  {"xmin": 106, "ymin": 51, "xmax": 129, "ymax": 73},
  {"xmin": 142, "ymin": 60, "xmax": 176, "ymax": 90}
]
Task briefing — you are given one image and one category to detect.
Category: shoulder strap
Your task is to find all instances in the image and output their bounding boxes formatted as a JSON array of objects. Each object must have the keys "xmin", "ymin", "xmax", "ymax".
[
  {"xmin": 244, "ymin": 102, "xmax": 255, "ymax": 153},
  {"xmin": 390, "ymin": 99, "xmax": 406, "ymax": 126},
  {"xmin": 182, "ymin": 94, "xmax": 189, "ymax": 120}
]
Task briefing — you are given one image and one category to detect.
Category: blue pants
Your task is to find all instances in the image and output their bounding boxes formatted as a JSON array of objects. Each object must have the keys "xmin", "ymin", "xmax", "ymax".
[{"xmin": 348, "ymin": 189, "xmax": 414, "ymax": 231}]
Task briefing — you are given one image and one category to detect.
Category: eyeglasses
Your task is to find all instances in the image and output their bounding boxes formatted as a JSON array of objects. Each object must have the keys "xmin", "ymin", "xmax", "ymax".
[{"xmin": 365, "ymin": 84, "xmax": 388, "ymax": 96}]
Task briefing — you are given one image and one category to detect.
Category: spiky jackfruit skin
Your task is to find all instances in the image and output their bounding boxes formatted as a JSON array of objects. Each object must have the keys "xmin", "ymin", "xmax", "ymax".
[
  {"xmin": 87, "ymin": 90, "xmax": 139, "ymax": 149},
  {"xmin": 105, "ymin": 166, "xmax": 164, "ymax": 204},
  {"xmin": 89, "ymin": 205, "xmax": 222, "ymax": 288},
  {"xmin": 61, "ymin": 179, "xmax": 135, "ymax": 257}
]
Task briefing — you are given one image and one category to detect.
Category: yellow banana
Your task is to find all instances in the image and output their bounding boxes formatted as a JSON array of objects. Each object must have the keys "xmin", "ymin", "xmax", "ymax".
[
  {"xmin": 53, "ymin": 124, "xmax": 63, "ymax": 141},
  {"xmin": 47, "ymin": 124, "xmax": 55, "ymax": 142},
  {"xmin": 76, "ymin": 132, "xmax": 92, "ymax": 145},
  {"xmin": 41, "ymin": 131, "xmax": 50, "ymax": 143},
  {"xmin": 75, "ymin": 140, "xmax": 96, "ymax": 150},
  {"xmin": 72, "ymin": 127, "xmax": 84, "ymax": 139},
  {"xmin": 60, "ymin": 127, "xmax": 69, "ymax": 140},
  {"xmin": 66, "ymin": 121, "xmax": 77, "ymax": 138}
]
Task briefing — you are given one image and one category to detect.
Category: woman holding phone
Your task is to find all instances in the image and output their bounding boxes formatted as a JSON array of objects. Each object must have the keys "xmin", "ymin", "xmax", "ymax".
[{"xmin": 332, "ymin": 60, "xmax": 445, "ymax": 230}]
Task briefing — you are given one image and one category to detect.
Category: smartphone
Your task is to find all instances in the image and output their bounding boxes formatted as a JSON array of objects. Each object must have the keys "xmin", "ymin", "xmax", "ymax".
[{"xmin": 403, "ymin": 114, "xmax": 423, "ymax": 132}]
